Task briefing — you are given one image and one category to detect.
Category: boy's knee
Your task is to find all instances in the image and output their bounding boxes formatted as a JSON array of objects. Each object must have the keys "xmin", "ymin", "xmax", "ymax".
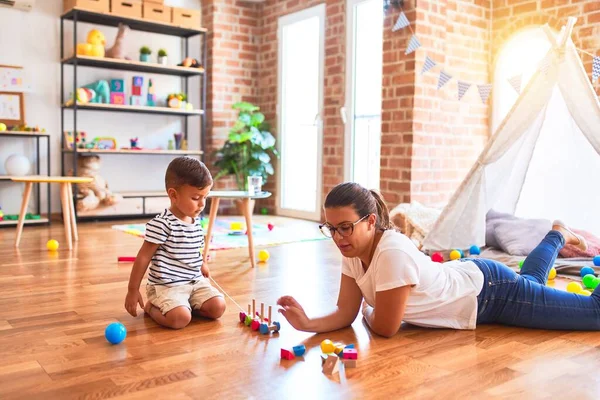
[
  {"xmin": 203, "ymin": 297, "xmax": 226, "ymax": 319},
  {"xmin": 166, "ymin": 307, "xmax": 192, "ymax": 329}
]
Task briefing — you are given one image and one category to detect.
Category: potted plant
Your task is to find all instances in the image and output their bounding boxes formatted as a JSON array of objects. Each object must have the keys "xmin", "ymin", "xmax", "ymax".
[
  {"xmin": 139, "ymin": 46, "xmax": 151, "ymax": 62},
  {"xmin": 213, "ymin": 102, "xmax": 279, "ymax": 214},
  {"xmin": 158, "ymin": 48, "xmax": 168, "ymax": 65}
]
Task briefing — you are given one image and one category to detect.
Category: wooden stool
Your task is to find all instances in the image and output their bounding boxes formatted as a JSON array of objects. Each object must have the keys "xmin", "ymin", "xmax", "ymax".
[{"xmin": 11, "ymin": 176, "xmax": 94, "ymax": 250}]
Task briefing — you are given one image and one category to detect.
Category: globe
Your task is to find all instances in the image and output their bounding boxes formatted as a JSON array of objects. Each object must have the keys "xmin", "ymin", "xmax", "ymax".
[{"xmin": 5, "ymin": 154, "xmax": 30, "ymax": 176}]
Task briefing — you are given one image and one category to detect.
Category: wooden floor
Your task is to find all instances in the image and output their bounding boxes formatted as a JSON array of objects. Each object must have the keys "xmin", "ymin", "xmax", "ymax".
[{"xmin": 1, "ymin": 216, "xmax": 600, "ymax": 399}]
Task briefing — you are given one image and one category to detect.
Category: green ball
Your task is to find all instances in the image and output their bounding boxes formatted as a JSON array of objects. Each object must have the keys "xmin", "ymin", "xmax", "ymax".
[
  {"xmin": 592, "ymin": 278, "xmax": 600, "ymax": 290},
  {"xmin": 260, "ymin": 207, "xmax": 268, "ymax": 215},
  {"xmin": 583, "ymin": 274, "xmax": 596, "ymax": 289},
  {"xmin": 518, "ymin": 260, "xmax": 524, "ymax": 269}
]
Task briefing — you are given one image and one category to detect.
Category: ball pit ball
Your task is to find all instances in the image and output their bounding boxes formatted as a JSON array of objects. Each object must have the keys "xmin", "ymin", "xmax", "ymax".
[
  {"xmin": 0, "ymin": 123, "xmax": 6, "ymax": 131},
  {"xmin": 581, "ymin": 290, "xmax": 592, "ymax": 296},
  {"xmin": 580, "ymin": 266, "xmax": 595, "ymax": 278},
  {"xmin": 566, "ymin": 282, "xmax": 583, "ymax": 294},
  {"xmin": 105, "ymin": 322, "xmax": 127, "ymax": 344},
  {"xmin": 46, "ymin": 239, "xmax": 59, "ymax": 251},
  {"xmin": 518, "ymin": 260, "xmax": 524, "ymax": 269},
  {"xmin": 583, "ymin": 274, "xmax": 596, "ymax": 289},
  {"xmin": 258, "ymin": 249, "xmax": 270, "ymax": 262},
  {"xmin": 458, "ymin": 249, "xmax": 464, "ymax": 258},
  {"xmin": 449, "ymin": 250, "xmax": 461, "ymax": 261},
  {"xmin": 594, "ymin": 256, "xmax": 600, "ymax": 267},
  {"xmin": 469, "ymin": 245, "xmax": 481, "ymax": 255},
  {"xmin": 592, "ymin": 278, "xmax": 600, "ymax": 290},
  {"xmin": 548, "ymin": 267, "xmax": 557, "ymax": 280},
  {"xmin": 261, "ymin": 207, "xmax": 268, "ymax": 215},
  {"xmin": 321, "ymin": 339, "xmax": 335, "ymax": 354},
  {"xmin": 431, "ymin": 252, "xmax": 444, "ymax": 263}
]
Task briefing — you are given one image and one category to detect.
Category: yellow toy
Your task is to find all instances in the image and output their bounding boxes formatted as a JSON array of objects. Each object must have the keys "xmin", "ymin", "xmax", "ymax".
[
  {"xmin": 258, "ymin": 249, "xmax": 270, "ymax": 262},
  {"xmin": 548, "ymin": 267, "xmax": 556, "ymax": 280},
  {"xmin": 77, "ymin": 29, "xmax": 106, "ymax": 58},
  {"xmin": 47, "ymin": 239, "xmax": 59, "ymax": 251},
  {"xmin": 320, "ymin": 339, "xmax": 335, "ymax": 354},
  {"xmin": 449, "ymin": 250, "xmax": 461, "ymax": 261},
  {"xmin": 566, "ymin": 282, "xmax": 583, "ymax": 294}
]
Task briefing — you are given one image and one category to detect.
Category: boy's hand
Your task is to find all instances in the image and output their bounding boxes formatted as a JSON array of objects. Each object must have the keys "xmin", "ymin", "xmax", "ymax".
[
  {"xmin": 125, "ymin": 289, "xmax": 144, "ymax": 317},
  {"xmin": 201, "ymin": 264, "xmax": 210, "ymax": 278}
]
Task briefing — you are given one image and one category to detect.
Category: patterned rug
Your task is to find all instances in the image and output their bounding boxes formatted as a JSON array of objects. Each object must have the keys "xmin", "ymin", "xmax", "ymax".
[{"xmin": 112, "ymin": 216, "xmax": 327, "ymax": 250}]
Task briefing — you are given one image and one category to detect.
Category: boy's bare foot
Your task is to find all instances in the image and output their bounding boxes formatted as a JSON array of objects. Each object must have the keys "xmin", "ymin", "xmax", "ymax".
[{"xmin": 552, "ymin": 220, "xmax": 588, "ymax": 251}]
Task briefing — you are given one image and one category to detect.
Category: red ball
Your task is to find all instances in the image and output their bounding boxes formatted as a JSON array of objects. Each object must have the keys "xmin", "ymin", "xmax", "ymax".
[
  {"xmin": 431, "ymin": 252, "xmax": 444, "ymax": 263},
  {"xmin": 267, "ymin": 223, "xmax": 274, "ymax": 231}
]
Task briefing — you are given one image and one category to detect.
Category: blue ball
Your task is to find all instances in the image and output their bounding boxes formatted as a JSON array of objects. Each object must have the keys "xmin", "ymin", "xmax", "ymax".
[
  {"xmin": 594, "ymin": 256, "xmax": 600, "ymax": 267},
  {"xmin": 105, "ymin": 322, "xmax": 127, "ymax": 344},
  {"xmin": 458, "ymin": 249, "xmax": 464, "ymax": 258},
  {"xmin": 581, "ymin": 266, "xmax": 596, "ymax": 278},
  {"xmin": 469, "ymin": 245, "xmax": 481, "ymax": 255}
]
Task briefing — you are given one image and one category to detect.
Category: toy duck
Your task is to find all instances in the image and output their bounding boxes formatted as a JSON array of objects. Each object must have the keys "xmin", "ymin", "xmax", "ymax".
[{"xmin": 76, "ymin": 29, "xmax": 106, "ymax": 58}]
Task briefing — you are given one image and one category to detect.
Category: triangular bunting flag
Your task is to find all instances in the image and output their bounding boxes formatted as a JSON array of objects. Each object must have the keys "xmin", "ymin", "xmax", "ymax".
[
  {"xmin": 538, "ymin": 53, "xmax": 552, "ymax": 75},
  {"xmin": 405, "ymin": 35, "xmax": 421, "ymax": 55},
  {"xmin": 457, "ymin": 81, "xmax": 471, "ymax": 100},
  {"xmin": 421, "ymin": 56, "xmax": 436, "ymax": 75},
  {"xmin": 477, "ymin": 84, "xmax": 492, "ymax": 104},
  {"xmin": 392, "ymin": 12, "xmax": 410, "ymax": 32},
  {"xmin": 593, "ymin": 56, "xmax": 600, "ymax": 83},
  {"xmin": 437, "ymin": 71, "xmax": 452, "ymax": 90},
  {"xmin": 508, "ymin": 74, "xmax": 522, "ymax": 94}
]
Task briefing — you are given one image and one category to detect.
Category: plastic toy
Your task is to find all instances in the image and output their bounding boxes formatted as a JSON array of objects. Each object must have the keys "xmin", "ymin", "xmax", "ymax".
[
  {"xmin": 105, "ymin": 322, "xmax": 127, "ymax": 344},
  {"xmin": 258, "ymin": 249, "xmax": 270, "ymax": 263},
  {"xmin": 566, "ymin": 282, "xmax": 583, "ymax": 293},
  {"xmin": 118, "ymin": 256, "xmax": 135, "ymax": 262},
  {"xmin": 0, "ymin": 123, "xmax": 6, "ymax": 131},
  {"xmin": 130, "ymin": 96, "xmax": 144, "ymax": 106},
  {"xmin": 321, "ymin": 339, "xmax": 335, "ymax": 354},
  {"xmin": 174, "ymin": 133, "xmax": 183, "ymax": 150},
  {"xmin": 449, "ymin": 250, "xmax": 461, "ymax": 261},
  {"xmin": 76, "ymin": 29, "xmax": 106, "ymax": 58},
  {"xmin": 147, "ymin": 79, "xmax": 156, "ymax": 106},
  {"xmin": 548, "ymin": 267, "xmax": 556, "ymax": 280},
  {"xmin": 469, "ymin": 245, "xmax": 481, "ymax": 255},
  {"xmin": 110, "ymin": 92, "xmax": 125, "ymax": 105},
  {"xmin": 46, "ymin": 239, "xmax": 59, "ymax": 251},
  {"xmin": 0, "ymin": 207, "xmax": 3, "ymax": 221},
  {"xmin": 280, "ymin": 348, "xmax": 294, "ymax": 360},
  {"xmin": 110, "ymin": 79, "xmax": 125, "ymax": 93},
  {"xmin": 293, "ymin": 345, "xmax": 306, "ymax": 357},
  {"xmin": 130, "ymin": 137, "xmax": 139, "ymax": 148},
  {"xmin": 581, "ymin": 266, "xmax": 595, "ymax": 278},
  {"xmin": 594, "ymin": 256, "xmax": 600, "ymax": 267},
  {"xmin": 581, "ymin": 290, "xmax": 592, "ymax": 296},
  {"xmin": 583, "ymin": 274, "xmax": 596, "ymax": 289},
  {"xmin": 105, "ymin": 24, "xmax": 130, "ymax": 59},
  {"xmin": 261, "ymin": 207, "xmax": 268, "ymax": 215},
  {"xmin": 178, "ymin": 57, "xmax": 202, "ymax": 68},
  {"xmin": 431, "ymin": 252, "xmax": 443, "ymax": 263},
  {"xmin": 267, "ymin": 223, "xmax": 274, "ymax": 231},
  {"xmin": 343, "ymin": 348, "xmax": 358, "ymax": 360},
  {"xmin": 238, "ymin": 299, "xmax": 280, "ymax": 335},
  {"xmin": 83, "ymin": 80, "xmax": 110, "ymax": 103}
]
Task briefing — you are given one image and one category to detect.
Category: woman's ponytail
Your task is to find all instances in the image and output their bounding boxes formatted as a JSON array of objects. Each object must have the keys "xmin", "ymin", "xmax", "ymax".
[{"xmin": 369, "ymin": 189, "xmax": 393, "ymax": 230}]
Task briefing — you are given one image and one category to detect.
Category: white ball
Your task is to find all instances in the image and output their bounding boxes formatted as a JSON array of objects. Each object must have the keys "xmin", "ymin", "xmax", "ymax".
[{"xmin": 5, "ymin": 154, "xmax": 30, "ymax": 176}]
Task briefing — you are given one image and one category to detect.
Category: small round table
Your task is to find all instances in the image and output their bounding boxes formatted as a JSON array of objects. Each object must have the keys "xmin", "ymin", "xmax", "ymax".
[
  {"xmin": 11, "ymin": 176, "xmax": 94, "ymax": 250},
  {"xmin": 204, "ymin": 191, "xmax": 272, "ymax": 268}
]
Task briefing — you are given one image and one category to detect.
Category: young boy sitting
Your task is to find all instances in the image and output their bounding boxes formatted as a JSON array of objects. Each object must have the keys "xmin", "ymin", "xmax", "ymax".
[{"xmin": 124, "ymin": 157, "xmax": 226, "ymax": 329}]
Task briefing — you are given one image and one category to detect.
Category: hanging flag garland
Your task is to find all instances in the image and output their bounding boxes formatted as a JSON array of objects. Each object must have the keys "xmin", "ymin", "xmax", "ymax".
[
  {"xmin": 477, "ymin": 84, "xmax": 492, "ymax": 104},
  {"xmin": 457, "ymin": 81, "xmax": 471, "ymax": 100},
  {"xmin": 508, "ymin": 74, "xmax": 522, "ymax": 94},
  {"xmin": 593, "ymin": 56, "xmax": 600, "ymax": 83},
  {"xmin": 421, "ymin": 56, "xmax": 436, "ymax": 75},
  {"xmin": 437, "ymin": 71, "xmax": 452, "ymax": 90},
  {"xmin": 392, "ymin": 12, "xmax": 410, "ymax": 32},
  {"xmin": 405, "ymin": 35, "xmax": 421, "ymax": 55}
]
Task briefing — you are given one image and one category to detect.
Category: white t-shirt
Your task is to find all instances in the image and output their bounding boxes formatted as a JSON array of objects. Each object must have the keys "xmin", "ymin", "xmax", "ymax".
[{"xmin": 342, "ymin": 230, "xmax": 484, "ymax": 330}]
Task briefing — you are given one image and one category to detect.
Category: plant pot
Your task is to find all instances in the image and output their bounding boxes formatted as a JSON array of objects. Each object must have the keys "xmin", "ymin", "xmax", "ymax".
[
  {"xmin": 139, "ymin": 54, "xmax": 150, "ymax": 62},
  {"xmin": 235, "ymin": 199, "xmax": 255, "ymax": 216},
  {"xmin": 158, "ymin": 56, "xmax": 168, "ymax": 65}
]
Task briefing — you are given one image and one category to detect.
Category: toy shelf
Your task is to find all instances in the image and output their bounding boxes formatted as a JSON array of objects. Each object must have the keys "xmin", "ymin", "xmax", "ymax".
[
  {"xmin": 62, "ymin": 149, "xmax": 203, "ymax": 156},
  {"xmin": 62, "ymin": 103, "xmax": 204, "ymax": 116},
  {"xmin": 61, "ymin": 8, "xmax": 206, "ymax": 38},
  {"xmin": 0, "ymin": 131, "xmax": 50, "ymax": 137},
  {"xmin": 60, "ymin": 7, "xmax": 207, "ymax": 223},
  {"xmin": 61, "ymin": 56, "xmax": 205, "ymax": 77}
]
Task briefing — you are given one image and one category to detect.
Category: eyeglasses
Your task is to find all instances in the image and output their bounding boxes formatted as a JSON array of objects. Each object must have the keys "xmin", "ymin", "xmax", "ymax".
[{"xmin": 319, "ymin": 215, "xmax": 369, "ymax": 238}]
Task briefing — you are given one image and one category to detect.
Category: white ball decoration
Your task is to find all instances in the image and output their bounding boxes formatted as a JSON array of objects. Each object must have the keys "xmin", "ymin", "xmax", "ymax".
[{"xmin": 5, "ymin": 154, "xmax": 31, "ymax": 177}]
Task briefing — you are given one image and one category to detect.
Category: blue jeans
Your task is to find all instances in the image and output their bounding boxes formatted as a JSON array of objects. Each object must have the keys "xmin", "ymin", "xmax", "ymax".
[{"xmin": 471, "ymin": 231, "xmax": 600, "ymax": 330}]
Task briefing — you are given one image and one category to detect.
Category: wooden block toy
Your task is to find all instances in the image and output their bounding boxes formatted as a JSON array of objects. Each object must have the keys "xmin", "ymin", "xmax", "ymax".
[
  {"xmin": 131, "ymin": 85, "xmax": 142, "ymax": 96},
  {"xmin": 343, "ymin": 348, "xmax": 357, "ymax": 360},
  {"xmin": 322, "ymin": 355, "xmax": 339, "ymax": 375},
  {"xmin": 147, "ymin": 94, "xmax": 156, "ymax": 106},
  {"xmin": 238, "ymin": 312, "xmax": 246, "ymax": 323},
  {"xmin": 321, "ymin": 339, "xmax": 335, "ymax": 354},
  {"xmin": 130, "ymin": 95, "xmax": 144, "ymax": 106},
  {"xmin": 251, "ymin": 319, "xmax": 261, "ymax": 331},
  {"xmin": 244, "ymin": 315, "xmax": 252, "ymax": 326},
  {"xmin": 293, "ymin": 345, "xmax": 306, "ymax": 357},
  {"xmin": 281, "ymin": 348, "xmax": 294, "ymax": 360},
  {"xmin": 110, "ymin": 79, "xmax": 125, "ymax": 93},
  {"xmin": 242, "ymin": 300, "xmax": 280, "ymax": 334},
  {"xmin": 110, "ymin": 92, "xmax": 125, "ymax": 105},
  {"xmin": 343, "ymin": 359, "xmax": 357, "ymax": 368},
  {"xmin": 345, "ymin": 344, "xmax": 355, "ymax": 349},
  {"xmin": 333, "ymin": 342, "xmax": 344, "ymax": 355},
  {"xmin": 132, "ymin": 76, "xmax": 143, "ymax": 87}
]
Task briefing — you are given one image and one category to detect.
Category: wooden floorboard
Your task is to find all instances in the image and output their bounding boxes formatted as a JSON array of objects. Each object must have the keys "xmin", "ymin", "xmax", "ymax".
[{"xmin": 0, "ymin": 216, "xmax": 599, "ymax": 399}]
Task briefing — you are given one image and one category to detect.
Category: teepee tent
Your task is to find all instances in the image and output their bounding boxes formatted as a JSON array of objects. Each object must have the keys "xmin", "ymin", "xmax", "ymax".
[{"xmin": 422, "ymin": 18, "xmax": 600, "ymax": 251}]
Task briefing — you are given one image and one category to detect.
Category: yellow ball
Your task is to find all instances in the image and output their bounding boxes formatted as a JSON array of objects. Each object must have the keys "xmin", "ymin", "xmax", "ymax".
[
  {"xmin": 566, "ymin": 282, "xmax": 583, "ymax": 294},
  {"xmin": 258, "ymin": 249, "xmax": 270, "ymax": 262},
  {"xmin": 230, "ymin": 222, "xmax": 243, "ymax": 231},
  {"xmin": 46, "ymin": 239, "xmax": 59, "ymax": 251},
  {"xmin": 0, "ymin": 122, "xmax": 6, "ymax": 131},
  {"xmin": 321, "ymin": 339, "xmax": 335, "ymax": 354},
  {"xmin": 449, "ymin": 250, "xmax": 461, "ymax": 261},
  {"xmin": 581, "ymin": 290, "xmax": 592, "ymax": 296},
  {"xmin": 548, "ymin": 268, "xmax": 557, "ymax": 280}
]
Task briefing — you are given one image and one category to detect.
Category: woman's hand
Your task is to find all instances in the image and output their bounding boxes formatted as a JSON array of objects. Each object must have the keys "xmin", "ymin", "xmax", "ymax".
[{"xmin": 277, "ymin": 296, "xmax": 311, "ymax": 331}]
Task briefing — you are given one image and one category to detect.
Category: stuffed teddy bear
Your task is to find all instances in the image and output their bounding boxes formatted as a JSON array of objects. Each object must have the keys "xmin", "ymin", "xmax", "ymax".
[{"xmin": 71, "ymin": 155, "xmax": 122, "ymax": 212}]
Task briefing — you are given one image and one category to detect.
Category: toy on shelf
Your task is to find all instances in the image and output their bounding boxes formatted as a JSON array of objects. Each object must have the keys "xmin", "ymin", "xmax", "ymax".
[
  {"xmin": 238, "ymin": 299, "xmax": 280, "ymax": 335},
  {"xmin": 174, "ymin": 132, "xmax": 183, "ymax": 150},
  {"xmin": 0, "ymin": 207, "xmax": 3, "ymax": 221},
  {"xmin": 64, "ymin": 131, "xmax": 88, "ymax": 149},
  {"xmin": 130, "ymin": 137, "xmax": 139, "ymax": 149},
  {"xmin": 139, "ymin": 46, "xmax": 152, "ymax": 62},
  {"xmin": 147, "ymin": 79, "xmax": 156, "ymax": 107},
  {"xmin": 93, "ymin": 137, "xmax": 117, "ymax": 150},
  {"xmin": 167, "ymin": 93, "xmax": 188, "ymax": 109},
  {"xmin": 9, "ymin": 124, "xmax": 45, "ymax": 132},
  {"xmin": 158, "ymin": 49, "xmax": 168, "ymax": 65},
  {"xmin": 69, "ymin": 155, "xmax": 122, "ymax": 212},
  {"xmin": 66, "ymin": 80, "xmax": 110, "ymax": 106},
  {"xmin": 130, "ymin": 76, "xmax": 144, "ymax": 106},
  {"xmin": 178, "ymin": 57, "xmax": 202, "ymax": 68},
  {"xmin": 110, "ymin": 79, "xmax": 125, "ymax": 105},
  {"xmin": 105, "ymin": 24, "xmax": 130, "ymax": 60},
  {"xmin": 181, "ymin": 139, "xmax": 188, "ymax": 150},
  {"xmin": 76, "ymin": 29, "xmax": 106, "ymax": 58}
]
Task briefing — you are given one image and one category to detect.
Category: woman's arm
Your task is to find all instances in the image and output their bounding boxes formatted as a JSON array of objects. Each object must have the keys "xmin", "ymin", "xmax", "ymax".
[
  {"xmin": 362, "ymin": 285, "xmax": 411, "ymax": 337},
  {"xmin": 277, "ymin": 274, "xmax": 363, "ymax": 333}
]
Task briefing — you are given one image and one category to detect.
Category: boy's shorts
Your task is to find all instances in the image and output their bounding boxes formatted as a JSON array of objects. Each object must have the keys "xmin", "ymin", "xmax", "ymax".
[{"xmin": 146, "ymin": 279, "xmax": 223, "ymax": 315}]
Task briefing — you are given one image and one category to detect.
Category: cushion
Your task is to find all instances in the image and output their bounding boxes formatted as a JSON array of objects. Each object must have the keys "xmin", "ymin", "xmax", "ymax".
[
  {"xmin": 493, "ymin": 218, "xmax": 552, "ymax": 256},
  {"xmin": 560, "ymin": 229, "xmax": 600, "ymax": 258},
  {"xmin": 485, "ymin": 210, "xmax": 519, "ymax": 249}
]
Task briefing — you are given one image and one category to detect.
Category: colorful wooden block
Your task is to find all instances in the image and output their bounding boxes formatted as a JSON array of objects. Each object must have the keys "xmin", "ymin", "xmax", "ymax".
[
  {"xmin": 251, "ymin": 319, "xmax": 260, "ymax": 331},
  {"xmin": 130, "ymin": 95, "xmax": 144, "ymax": 106},
  {"xmin": 110, "ymin": 79, "xmax": 125, "ymax": 93},
  {"xmin": 343, "ymin": 359, "xmax": 357, "ymax": 368},
  {"xmin": 244, "ymin": 315, "xmax": 252, "ymax": 326},
  {"xmin": 239, "ymin": 312, "xmax": 246, "ymax": 323},
  {"xmin": 320, "ymin": 353, "xmax": 329, "ymax": 365},
  {"xmin": 322, "ymin": 355, "xmax": 339, "ymax": 375},
  {"xmin": 342, "ymin": 349, "xmax": 357, "ymax": 360},
  {"xmin": 131, "ymin": 85, "xmax": 142, "ymax": 96},
  {"xmin": 344, "ymin": 344, "xmax": 355, "ymax": 349},
  {"xmin": 147, "ymin": 94, "xmax": 156, "ymax": 106},
  {"xmin": 333, "ymin": 342, "xmax": 344, "ymax": 355},
  {"xmin": 293, "ymin": 345, "xmax": 306, "ymax": 357},
  {"xmin": 280, "ymin": 348, "xmax": 294, "ymax": 360},
  {"xmin": 110, "ymin": 92, "xmax": 125, "ymax": 105},
  {"xmin": 132, "ymin": 76, "xmax": 143, "ymax": 87}
]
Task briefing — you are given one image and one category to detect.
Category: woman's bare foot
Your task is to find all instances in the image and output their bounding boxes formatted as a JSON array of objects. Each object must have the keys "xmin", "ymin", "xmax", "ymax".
[{"xmin": 552, "ymin": 220, "xmax": 588, "ymax": 251}]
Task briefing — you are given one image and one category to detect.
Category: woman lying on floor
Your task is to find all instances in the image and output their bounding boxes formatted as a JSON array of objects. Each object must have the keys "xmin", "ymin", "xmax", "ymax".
[{"xmin": 277, "ymin": 182, "xmax": 599, "ymax": 337}]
